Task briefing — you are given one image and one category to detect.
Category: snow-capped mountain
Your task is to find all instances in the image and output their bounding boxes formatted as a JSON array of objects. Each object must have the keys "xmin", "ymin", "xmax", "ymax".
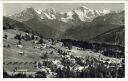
[
  {"xmin": 40, "ymin": 8, "xmax": 57, "ymax": 20},
  {"xmin": 9, "ymin": 6, "xmax": 113, "ymax": 23},
  {"xmin": 71, "ymin": 6, "xmax": 102, "ymax": 22},
  {"xmin": 10, "ymin": 7, "xmax": 40, "ymax": 22}
]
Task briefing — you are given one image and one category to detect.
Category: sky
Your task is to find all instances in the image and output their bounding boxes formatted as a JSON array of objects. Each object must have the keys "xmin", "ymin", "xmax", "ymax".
[{"xmin": 3, "ymin": 3, "xmax": 124, "ymax": 16}]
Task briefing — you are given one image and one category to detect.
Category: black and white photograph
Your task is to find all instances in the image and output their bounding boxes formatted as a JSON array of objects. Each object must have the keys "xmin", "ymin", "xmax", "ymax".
[{"xmin": 3, "ymin": 3, "xmax": 125, "ymax": 78}]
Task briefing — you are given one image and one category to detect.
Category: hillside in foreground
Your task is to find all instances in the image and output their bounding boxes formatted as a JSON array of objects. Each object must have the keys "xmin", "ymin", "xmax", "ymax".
[{"xmin": 3, "ymin": 27, "xmax": 124, "ymax": 78}]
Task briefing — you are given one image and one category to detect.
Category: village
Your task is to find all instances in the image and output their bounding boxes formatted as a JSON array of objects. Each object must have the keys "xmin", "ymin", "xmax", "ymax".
[{"xmin": 3, "ymin": 29, "xmax": 125, "ymax": 78}]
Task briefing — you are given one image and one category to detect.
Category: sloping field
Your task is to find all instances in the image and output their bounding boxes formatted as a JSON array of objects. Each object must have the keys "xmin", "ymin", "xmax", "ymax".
[{"xmin": 3, "ymin": 29, "xmax": 122, "ymax": 72}]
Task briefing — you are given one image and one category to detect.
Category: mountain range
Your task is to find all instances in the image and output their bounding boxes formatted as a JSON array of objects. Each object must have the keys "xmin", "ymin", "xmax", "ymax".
[
  {"xmin": 10, "ymin": 6, "xmax": 113, "ymax": 23},
  {"xmin": 4, "ymin": 6, "xmax": 124, "ymax": 46}
]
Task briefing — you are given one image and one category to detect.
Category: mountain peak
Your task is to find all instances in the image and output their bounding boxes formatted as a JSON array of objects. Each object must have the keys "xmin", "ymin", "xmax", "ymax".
[
  {"xmin": 43, "ymin": 8, "xmax": 56, "ymax": 13},
  {"xmin": 40, "ymin": 8, "xmax": 58, "ymax": 20},
  {"xmin": 10, "ymin": 7, "xmax": 39, "ymax": 22},
  {"xmin": 35, "ymin": 10, "xmax": 42, "ymax": 14},
  {"xmin": 80, "ymin": 6, "xmax": 89, "ymax": 9},
  {"xmin": 23, "ymin": 7, "xmax": 35, "ymax": 13},
  {"xmin": 26, "ymin": 7, "xmax": 35, "ymax": 11},
  {"xmin": 75, "ymin": 6, "xmax": 91, "ymax": 11},
  {"xmin": 21, "ymin": 7, "xmax": 37, "ymax": 15},
  {"xmin": 102, "ymin": 9, "xmax": 111, "ymax": 14}
]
